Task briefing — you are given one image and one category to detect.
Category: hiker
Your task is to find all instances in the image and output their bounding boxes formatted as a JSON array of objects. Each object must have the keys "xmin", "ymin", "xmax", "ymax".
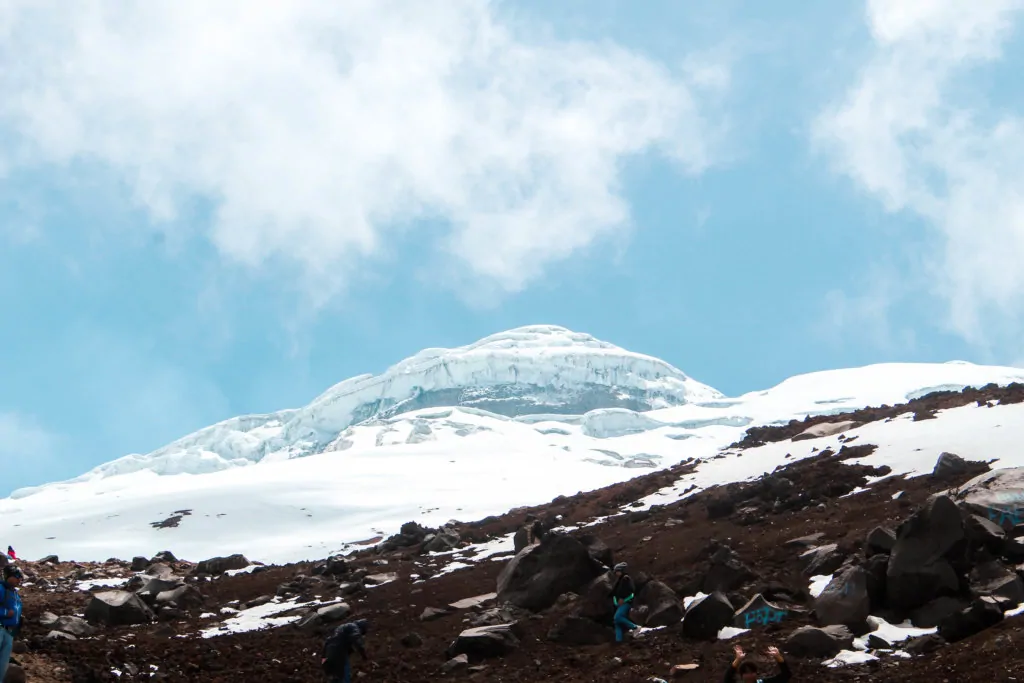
[
  {"xmin": 0, "ymin": 566, "xmax": 24, "ymax": 682},
  {"xmin": 610, "ymin": 562, "xmax": 638, "ymax": 642},
  {"xmin": 321, "ymin": 618, "xmax": 369, "ymax": 683},
  {"xmin": 724, "ymin": 644, "xmax": 791, "ymax": 682}
]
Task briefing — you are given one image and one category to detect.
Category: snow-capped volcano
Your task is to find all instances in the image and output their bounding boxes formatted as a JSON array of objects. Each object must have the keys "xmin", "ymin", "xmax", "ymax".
[
  {"xmin": 4, "ymin": 326, "xmax": 1024, "ymax": 565},
  {"xmin": 17, "ymin": 325, "xmax": 720, "ymax": 486}
]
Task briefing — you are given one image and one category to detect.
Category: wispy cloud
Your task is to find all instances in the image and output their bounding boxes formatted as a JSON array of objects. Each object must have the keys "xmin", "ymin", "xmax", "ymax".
[
  {"xmin": 0, "ymin": 0, "xmax": 728, "ymax": 302},
  {"xmin": 813, "ymin": 0, "xmax": 1024, "ymax": 355}
]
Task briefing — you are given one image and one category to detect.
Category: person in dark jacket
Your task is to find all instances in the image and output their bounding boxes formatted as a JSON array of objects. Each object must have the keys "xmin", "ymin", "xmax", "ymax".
[
  {"xmin": 321, "ymin": 619, "xmax": 369, "ymax": 683},
  {"xmin": 0, "ymin": 565, "xmax": 24, "ymax": 682},
  {"xmin": 724, "ymin": 644, "xmax": 791, "ymax": 683},
  {"xmin": 609, "ymin": 562, "xmax": 638, "ymax": 642}
]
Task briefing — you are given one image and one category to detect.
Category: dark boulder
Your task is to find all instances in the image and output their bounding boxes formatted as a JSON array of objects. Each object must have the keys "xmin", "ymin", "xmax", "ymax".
[
  {"xmin": 448, "ymin": 623, "xmax": 522, "ymax": 659},
  {"xmin": 864, "ymin": 554, "xmax": 889, "ymax": 610},
  {"xmin": 784, "ymin": 625, "xmax": 854, "ymax": 658},
  {"xmin": 911, "ymin": 597, "xmax": 969, "ymax": 628},
  {"xmin": 635, "ymin": 580, "xmax": 683, "ymax": 627},
  {"xmin": 932, "ymin": 452, "xmax": 969, "ymax": 478},
  {"xmin": 968, "ymin": 561, "xmax": 1024, "ymax": 604},
  {"xmin": 681, "ymin": 592, "xmax": 733, "ymax": 641},
  {"xmin": 576, "ymin": 573, "xmax": 615, "ymax": 624},
  {"xmin": 815, "ymin": 566, "xmax": 870, "ymax": 632},
  {"xmin": 701, "ymin": 546, "xmax": 756, "ymax": 594},
  {"xmin": 865, "ymin": 527, "xmax": 896, "ymax": 557},
  {"xmin": 904, "ymin": 634, "xmax": 946, "ymax": 655},
  {"xmin": 151, "ymin": 550, "xmax": 177, "ymax": 563},
  {"xmin": 195, "ymin": 554, "xmax": 249, "ymax": 576},
  {"xmin": 886, "ymin": 495, "xmax": 965, "ymax": 610},
  {"xmin": 937, "ymin": 597, "xmax": 1004, "ymax": 643},
  {"xmin": 130, "ymin": 556, "xmax": 150, "ymax": 572},
  {"xmin": 800, "ymin": 544, "xmax": 845, "ymax": 577},
  {"xmin": 578, "ymin": 534, "xmax": 613, "ymax": 569},
  {"xmin": 85, "ymin": 591, "xmax": 155, "ymax": 626},
  {"xmin": 496, "ymin": 533, "xmax": 605, "ymax": 612}
]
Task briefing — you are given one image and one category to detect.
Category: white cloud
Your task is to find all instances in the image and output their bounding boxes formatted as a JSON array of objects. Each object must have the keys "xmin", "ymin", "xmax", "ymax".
[
  {"xmin": 0, "ymin": 0, "xmax": 725, "ymax": 299},
  {"xmin": 813, "ymin": 0, "xmax": 1024, "ymax": 353}
]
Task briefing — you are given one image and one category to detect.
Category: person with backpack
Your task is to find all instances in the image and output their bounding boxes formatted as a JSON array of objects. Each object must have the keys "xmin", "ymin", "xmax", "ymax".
[
  {"xmin": 610, "ymin": 562, "xmax": 638, "ymax": 642},
  {"xmin": 321, "ymin": 618, "xmax": 369, "ymax": 683},
  {"xmin": 724, "ymin": 644, "xmax": 791, "ymax": 682},
  {"xmin": 0, "ymin": 565, "xmax": 24, "ymax": 682}
]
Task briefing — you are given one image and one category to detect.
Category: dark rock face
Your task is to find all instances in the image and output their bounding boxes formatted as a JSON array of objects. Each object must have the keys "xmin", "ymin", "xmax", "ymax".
[
  {"xmin": 784, "ymin": 625, "xmax": 854, "ymax": 658},
  {"xmin": 635, "ymin": 580, "xmax": 683, "ymax": 627},
  {"xmin": 865, "ymin": 527, "xmax": 897, "ymax": 557},
  {"xmin": 85, "ymin": 591, "xmax": 155, "ymax": 626},
  {"xmin": 496, "ymin": 533, "xmax": 605, "ymax": 612},
  {"xmin": 701, "ymin": 545, "xmax": 756, "ymax": 594},
  {"xmin": 968, "ymin": 561, "xmax": 1024, "ymax": 604},
  {"xmin": 910, "ymin": 597, "xmax": 968, "ymax": 629},
  {"xmin": 681, "ymin": 592, "xmax": 733, "ymax": 641},
  {"xmin": 801, "ymin": 544, "xmax": 845, "ymax": 577},
  {"xmin": 578, "ymin": 534, "xmax": 614, "ymax": 569},
  {"xmin": 937, "ymin": 597, "xmax": 1004, "ymax": 643},
  {"xmin": 886, "ymin": 495, "xmax": 965, "ymax": 611},
  {"xmin": 932, "ymin": 452, "xmax": 970, "ymax": 478},
  {"xmin": 815, "ymin": 566, "xmax": 871, "ymax": 632}
]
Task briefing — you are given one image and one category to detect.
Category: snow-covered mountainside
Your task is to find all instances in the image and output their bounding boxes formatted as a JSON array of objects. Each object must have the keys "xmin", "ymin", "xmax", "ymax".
[{"xmin": 3, "ymin": 326, "xmax": 1024, "ymax": 564}]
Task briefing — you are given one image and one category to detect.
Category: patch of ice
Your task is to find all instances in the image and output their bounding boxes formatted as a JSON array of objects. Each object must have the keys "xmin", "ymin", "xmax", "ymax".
[
  {"xmin": 683, "ymin": 592, "xmax": 708, "ymax": 610},
  {"xmin": 862, "ymin": 616, "xmax": 936, "ymax": 644},
  {"xmin": 824, "ymin": 650, "xmax": 878, "ymax": 667},
  {"xmin": 200, "ymin": 597, "xmax": 312, "ymax": 638},
  {"xmin": 225, "ymin": 565, "xmax": 260, "ymax": 577},
  {"xmin": 808, "ymin": 575, "xmax": 832, "ymax": 598},
  {"xmin": 77, "ymin": 577, "xmax": 129, "ymax": 591},
  {"xmin": 718, "ymin": 626, "xmax": 748, "ymax": 640}
]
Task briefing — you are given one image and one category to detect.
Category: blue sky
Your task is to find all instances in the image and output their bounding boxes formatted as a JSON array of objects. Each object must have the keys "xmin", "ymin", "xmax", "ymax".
[{"xmin": 2, "ymin": 0, "xmax": 1023, "ymax": 494}]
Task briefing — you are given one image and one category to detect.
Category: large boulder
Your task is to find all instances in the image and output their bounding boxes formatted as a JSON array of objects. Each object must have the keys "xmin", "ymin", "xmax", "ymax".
[
  {"xmin": 85, "ymin": 591, "xmax": 155, "ymax": 626},
  {"xmin": 886, "ymin": 495, "xmax": 965, "ymax": 611},
  {"xmin": 801, "ymin": 544, "xmax": 845, "ymax": 577},
  {"xmin": 424, "ymin": 527, "xmax": 460, "ymax": 553},
  {"xmin": 547, "ymin": 616, "xmax": 614, "ymax": 645},
  {"xmin": 932, "ymin": 452, "xmax": 970, "ymax": 478},
  {"xmin": 137, "ymin": 577, "xmax": 184, "ymax": 604},
  {"xmin": 195, "ymin": 554, "xmax": 249, "ymax": 576},
  {"xmin": 952, "ymin": 467, "xmax": 1024, "ymax": 530},
  {"xmin": 576, "ymin": 573, "xmax": 616, "ymax": 624},
  {"xmin": 681, "ymin": 592, "xmax": 733, "ymax": 641},
  {"xmin": 733, "ymin": 594, "xmax": 788, "ymax": 629},
  {"xmin": 448, "ymin": 623, "xmax": 522, "ymax": 659},
  {"xmin": 815, "ymin": 566, "xmax": 871, "ymax": 631},
  {"xmin": 937, "ymin": 597, "xmax": 1004, "ymax": 643},
  {"xmin": 701, "ymin": 546, "xmax": 756, "ymax": 593},
  {"xmin": 911, "ymin": 597, "xmax": 969, "ymax": 628},
  {"xmin": 635, "ymin": 580, "xmax": 683, "ymax": 627},
  {"xmin": 865, "ymin": 527, "xmax": 897, "ymax": 557},
  {"xmin": 53, "ymin": 615, "xmax": 96, "ymax": 638},
  {"xmin": 496, "ymin": 533, "xmax": 605, "ymax": 612},
  {"xmin": 578, "ymin": 534, "xmax": 614, "ymax": 569},
  {"xmin": 155, "ymin": 585, "xmax": 204, "ymax": 610},
  {"xmin": 3, "ymin": 664, "xmax": 25, "ymax": 683},
  {"xmin": 784, "ymin": 625, "xmax": 854, "ymax": 658}
]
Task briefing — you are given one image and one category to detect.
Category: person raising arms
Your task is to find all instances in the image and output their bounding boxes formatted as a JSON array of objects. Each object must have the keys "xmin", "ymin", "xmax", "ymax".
[{"xmin": 724, "ymin": 644, "xmax": 791, "ymax": 682}]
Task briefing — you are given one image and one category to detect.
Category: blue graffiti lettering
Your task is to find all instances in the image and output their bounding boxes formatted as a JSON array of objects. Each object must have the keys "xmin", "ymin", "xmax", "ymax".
[{"xmin": 743, "ymin": 606, "xmax": 788, "ymax": 628}]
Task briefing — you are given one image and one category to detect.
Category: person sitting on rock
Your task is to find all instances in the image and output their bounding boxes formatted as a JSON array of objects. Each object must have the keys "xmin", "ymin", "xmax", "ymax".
[
  {"xmin": 725, "ymin": 644, "xmax": 790, "ymax": 683},
  {"xmin": 0, "ymin": 565, "xmax": 24, "ymax": 683},
  {"xmin": 610, "ymin": 562, "xmax": 639, "ymax": 642},
  {"xmin": 321, "ymin": 618, "xmax": 369, "ymax": 683}
]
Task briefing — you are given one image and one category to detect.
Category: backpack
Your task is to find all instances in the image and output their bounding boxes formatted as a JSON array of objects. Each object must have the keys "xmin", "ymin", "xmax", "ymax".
[{"xmin": 322, "ymin": 624, "xmax": 354, "ymax": 673}]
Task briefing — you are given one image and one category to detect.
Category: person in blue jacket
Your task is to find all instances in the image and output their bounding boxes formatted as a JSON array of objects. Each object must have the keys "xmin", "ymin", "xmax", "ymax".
[
  {"xmin": 609, "ymin": 562, "xmax": 639, "ymax": 642},
  {"xmin": 0, "ymin": 565, "xmax": 23, "ymax": 682}
]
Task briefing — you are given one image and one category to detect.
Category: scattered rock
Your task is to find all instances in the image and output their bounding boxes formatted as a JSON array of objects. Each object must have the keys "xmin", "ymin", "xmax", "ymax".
[
  {"xmin": 865, "ymin": 527, "xmax": 897, "ymax": 557},
  {"xmin": 636, "ymin": 580, "xmax": 683, "ymax": 627},
  {"xmin": 937, "ymin": 597, "xmax": 1004, "ymax": 643},
  {"xmin": 801, "ymin": 544, "xmax": 845, "ymax": 577},
  {"xmin": 904, "ymin": 633, "xmax": 946, "ymax": 655},
  {"xmin": 969, "ymin": 560, "xmax": 1024, "ymax": 604},
  {"xmin": 195, "ymin": 554, "xmax": 249, "ymax": 576},
  {"xmin": 316, "ymin": 602, "xmax": 352, "ymax": 623},
  {"xmin": 911, "ymin": 597, "xmax": 969, "ymax": 628},
  {"xmin": 448, "ymin": 623, "xmax": 522, "ymax": 659},
  {"xmin": 85, "ymin": 591, "xmax": 155, "ymax": 626},
  {"xmin": 701, "ymin": 546, "xmax": 755, "ymax": 593},
  {"xmin": 53, "ymin": 615, "xmax": 97, "ymax": 638},
  {"xmin": 815, "ymin": 566, "xmax": 871, "ymax": 631},
  {"xmin": 932, "ymin": 452, "xmax": 969, "ymax": 478},
  {"xmin": 784, "ymin": 625, "xmax": 854, "ymax": 658},
  {"xmin": 420, "ymin": 607, "xmax": 451, "ymax": 622},
  {"xmin": 496, "ymin": 533, "xmax": 606, "ymax": 612},
  {"xmin": 681, "ymin": 592, "xmax": 733, "ymax": 641},
  {"xmin": 130, "ymin": 556, "xmax": 150, "ymax": 572},
  {"xmin": 441, "ymin": 654, "xmax": 469, "ymax": 673},
  {"xmin": 785, "ymin": 533, "xmax": 825, "ymax": 548},
  {"xmin": 400, "ymin": 632, "xmax": 423, "ymax": 648}
]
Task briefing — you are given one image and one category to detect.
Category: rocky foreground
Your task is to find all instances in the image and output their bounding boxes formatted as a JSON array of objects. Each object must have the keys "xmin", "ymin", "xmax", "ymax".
[{"xmin": 5, "ymin": 385, "xmax": 1024, "ymax": 682}]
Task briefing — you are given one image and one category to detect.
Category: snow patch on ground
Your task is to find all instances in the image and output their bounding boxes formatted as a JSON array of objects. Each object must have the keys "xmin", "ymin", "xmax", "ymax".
[{"xmin": 200, "ymin": 597, "xmax": 312, "ymax": 638}]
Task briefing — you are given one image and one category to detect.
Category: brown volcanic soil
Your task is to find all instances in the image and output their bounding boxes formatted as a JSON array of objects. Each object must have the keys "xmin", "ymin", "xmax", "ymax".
[{"xmin": 14, "ymin": 441, "xmax": 1024, "ymax": 682}]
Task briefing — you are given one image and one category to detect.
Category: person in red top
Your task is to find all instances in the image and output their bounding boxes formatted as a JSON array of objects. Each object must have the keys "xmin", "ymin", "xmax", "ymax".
[{"xmin": 724, "ymin": 644, "xmax": 791, "ymax": 682}]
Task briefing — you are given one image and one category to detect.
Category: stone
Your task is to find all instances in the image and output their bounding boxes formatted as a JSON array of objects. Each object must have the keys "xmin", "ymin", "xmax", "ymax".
[
  {"xmin": 579, "ymin": 534, "xmax": 614, "ymax": 569},
  {"xmin": 937, "ymin": 597, "xmax": 1004, "ymax": 643},
  {"xmin": 965, "ymin": 514, "xmax": 1007, "ymax": 552},
  {"xmin": 424, "ymin": 527, "xmax": 460, "ymax": 553},
  {"xmin": 932, "ymin": 452, "xmax": 969, "ymax": 478},
  {"xmin": 53, "ymin": 615, "xmax": 96, "ymax": 638},
  {"xmin": 904, "ymin": 634, "xmax": 946, "ymax": 655},
  {"xmin": 2, "ymin": 664, "xmax": 25, "ymax": 683},
  {"xmin": 864, "ymin": 553, "xmax": 889, "ymax": 610},
  {"xmin": 800, "ymin": 544, "xmax": 845, "ymax": 577},
  {"xmin": 733, "ymin": 594, "xmax": 788, "ymax": 629},
  {"xmin": 815, "ymin": 566, "xmax": 871, "ymax": 631},
  {"xmin": 38, "ymin": 612, "xmax": 59, "ymax": 627},
  {"xmin": 420, "ymin": 607, "xmax": 451, "ymax": 622},
  {"xmin": 784, "ymin": 625, "xmax": 854, "ymax": 658},
  {"xmin": 576, "ymin": 573, "xmax": 616, "ymax": 624},
  {"xmin": 195, "ymin": 554, "xmax": 249, "ymax": 576},
  {"xmin": 137, "ymin": 577, "xmax": 184, "ymax": 604},
  {"xmin": 636, "ymin": 580, "xmax": 683, "ymax": 627},
  {"xmin": 155, "ymin": 585, "xmax": 204, "ymax": 609},
  {"xmin": 400, "ymin": 632, "xmax": 423, "ymax": 648},
  {"xmin": 546, "ymin": 616, "xmax": 615, "ymax": 645},
  {"xmin": 39, "ymin": 554, "xmax": 59, "ymax": 564},
  {"xmin": 316, "ymin": 602, "xmax": 351, "ymax": 623},
  {"xmin": 151, "ymin": 550, "xmax": 177, "ymax": 563},
  {"xmin": 85, "ymin": 591, "xmax": 155, "ymax": 626},
  {"xmin": 449, "ymin": 593, "xmax": 496, "ymax": 611},
  {"xmin": 681, "ymin": 592, "xmax": 733, "ymax": 641},
  {"xmin": 952, "ymin": 467, "xmax": 1024, "ymax": 531},
  {"xmin": 886, "ymin": 495, "xmax": 965, "ymax": 610},
  {"xmin": 911, "ymin": 597, "xmax": 969, "ymax": 629},
  {"xmin": 130, "ymin": 556, "xmax": 150, "ymax": 572},
  {"xmin": 701, "ymin": 546, "xmax": 756, "ymax": 593},
  {"xmin": 792, "ymin": 420, "xmax": 858, "ymax": 441},
  {"xmin": 45, "ymin": 631, "xmax": 76, "ymax": 641},
  {"xmin": 448, "ymin": 623, "xmax": 522, "ymax": 659},
  {"xmin": 496, "ymin": 533, "xmax": 605, "ymax": 612},
  {"xmin": 865, "ymin": 527, "xmax": 897, "ymax": 557},
  {"xmin": 866, "ymin": 634, "xmax": 891, "ymax": 650},
  {"xmin": 968, "ymin": 561, "xmax": 1024, "ymax": 605},
  {"xmin": 144, "ymin": 563, "xmax": 177, "ymax": 580},
  {"xmin": 441, "ymin": 654, "xmax": 469, "ymax": 673},
  {"xmin": 785, "ymin": 533, "xmax": 825, "ymax": 548}
]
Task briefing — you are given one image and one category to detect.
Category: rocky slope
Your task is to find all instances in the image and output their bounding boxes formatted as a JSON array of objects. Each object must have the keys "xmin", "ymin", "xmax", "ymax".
[{"xmin": 6, "ymin": 382, "xmax": 1024, "ymax": 682}]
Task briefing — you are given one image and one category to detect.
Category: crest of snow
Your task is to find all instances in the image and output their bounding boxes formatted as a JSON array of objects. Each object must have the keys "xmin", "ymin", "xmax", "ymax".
[
  {"xmin": 200, "ymin": 597, "xmax": 312, "ymax": 638},
  {"xmin": 852, "ymin": 616, "xmax": 936, "ymax": 650},
  {"xmin": 224, "ymin": 565, "xmax": 260, "ymax": 577},
  {"xmin": 824, "ymin": 651, "xmax": 878, "ymax": 668},
  {"xmin": 683, "ymin": 592, "xmax": 708, "ymax": 610},
  {"xmin": 808, "ymin": 575, "xmax": 833, "ymax": 598},
  {"xmin": 76, "ymin": 577, "xmax": 130, "ymax": 591},
  {"xmin": 1006, "ymin": 602, "xmax": 1024, "ymax": 617}
]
